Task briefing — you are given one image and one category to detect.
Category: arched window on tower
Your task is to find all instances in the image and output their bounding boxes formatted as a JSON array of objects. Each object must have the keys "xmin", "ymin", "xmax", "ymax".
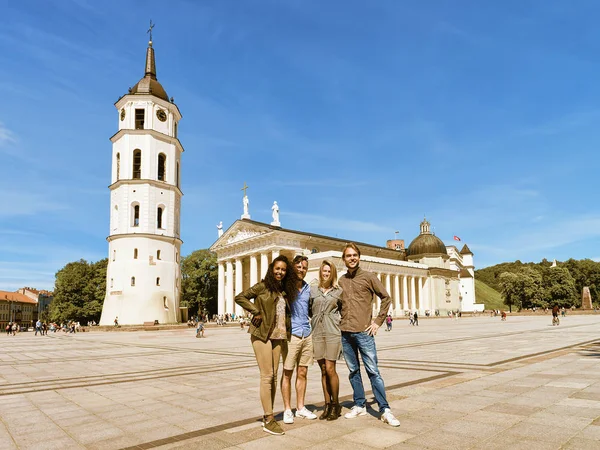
[
  {"xmin": 157, "ymin": 206, "xmax": 164, "ymax": 229},
  {"xmin": 132, "ymin": 149, "xmax": 141, "ymax": 179},
  {"xmin": 157, "ymin": 250, "xmax": 161, "ymax": 260},
  {"xmin": 156, "ymin": 277, "xmax": 160, "ymax": 286},
  {"xmin": 157, "ymin": 153, "xmax": 166, "ymax": 181},
  {"xmin": 116, "ymin": 153, "xmax": 120, "ymax": 181},
  {"xmin": 174, "ymin": 121, "xmax": 178, "ymax": 138},
  {"xmin": 131, "ymin": 277, "xmax": 136, "ymax": 286},
  {"xmin": 134, "ymin": 248, "xmax": 138, "ymax": 259},
  {"xmin": 132, "ymin": 203, "xmax": 140, "ymax": 227},
  {"xmin": 176, "ymin": 161, "xmax": 180, "ymax": 188}
]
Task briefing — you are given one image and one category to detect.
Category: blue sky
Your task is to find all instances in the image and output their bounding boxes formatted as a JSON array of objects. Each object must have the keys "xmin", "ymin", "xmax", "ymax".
[{"xmin": 1, "ymin": 0, "xmax": 600, "ymax": 291}]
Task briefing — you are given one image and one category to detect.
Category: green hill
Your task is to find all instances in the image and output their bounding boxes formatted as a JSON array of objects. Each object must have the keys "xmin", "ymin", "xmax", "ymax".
[{"xmin": 475, "ymin": 279, "xmax": 504, "ymax": 311}]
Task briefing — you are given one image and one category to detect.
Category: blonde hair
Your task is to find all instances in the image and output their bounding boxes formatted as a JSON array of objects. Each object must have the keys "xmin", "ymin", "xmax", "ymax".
[{"xmin": 319, "ymin": 260, "xmax": 338, "ymax": 289}]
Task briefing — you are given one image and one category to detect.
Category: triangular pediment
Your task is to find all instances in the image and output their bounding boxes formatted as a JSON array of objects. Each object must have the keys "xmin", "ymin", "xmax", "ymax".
[{"xmin": 210, "ymin": 219, "xmax": 274, "ymax": 251}]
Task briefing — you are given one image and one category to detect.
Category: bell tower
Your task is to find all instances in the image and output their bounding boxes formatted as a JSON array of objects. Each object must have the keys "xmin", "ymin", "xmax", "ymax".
[{"xmin": 100, "ymin": 27, "xmax": 184, "ymax": 325}]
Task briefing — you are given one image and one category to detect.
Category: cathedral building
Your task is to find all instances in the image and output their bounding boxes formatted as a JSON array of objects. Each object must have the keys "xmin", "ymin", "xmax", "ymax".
[
  {"xmin": 99, "ymin": 35, "xmax": 183, "ymax": 325},
  {"xmin": 210, "ymin": 208, "xmax": 482, "ymax": 317}
]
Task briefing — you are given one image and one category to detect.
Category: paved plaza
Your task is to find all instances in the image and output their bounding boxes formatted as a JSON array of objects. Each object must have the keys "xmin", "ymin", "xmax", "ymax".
[{"xmin": 2, "ymin": 315, "xmax": 600, "ymax": 449}]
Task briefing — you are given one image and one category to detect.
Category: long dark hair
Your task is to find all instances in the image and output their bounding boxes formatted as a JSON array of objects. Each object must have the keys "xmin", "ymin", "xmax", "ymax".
[{"xmin": 263, "ymin": 255, "xmax": 299, "ymax": 302}]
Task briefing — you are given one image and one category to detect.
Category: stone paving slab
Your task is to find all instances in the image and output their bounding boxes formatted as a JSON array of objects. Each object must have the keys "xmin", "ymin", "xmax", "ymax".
[{"xmin": 2, "ymin": 315, "xmax": 600, "ymax": 449}]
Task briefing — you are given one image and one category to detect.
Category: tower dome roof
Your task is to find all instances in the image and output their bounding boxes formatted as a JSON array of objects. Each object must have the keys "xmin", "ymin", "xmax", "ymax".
[
  {"xmin": 129, "ymin": 41, "xmax": 169, "ymax": 101},
  {"xmin": 406, "ymin": 218, "xmax": 448, "ymax": 258}
]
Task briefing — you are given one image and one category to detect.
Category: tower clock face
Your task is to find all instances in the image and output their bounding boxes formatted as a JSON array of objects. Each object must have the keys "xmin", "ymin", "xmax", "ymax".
[
  {"xmin": 120, "ymin": 109, "xmax": 125, "ymax": 121},
  {"xmin": 156, "ymin": 109, "xmax": 167, "ymax": 122}
]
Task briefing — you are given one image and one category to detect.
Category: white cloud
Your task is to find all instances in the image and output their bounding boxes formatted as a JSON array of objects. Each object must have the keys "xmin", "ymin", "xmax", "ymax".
[
  {"xmin": 283, "ymin": 211, "xmax": 389, "ymax": 234},
  {"xmin": 0, "ymin": 191, "xmax": 68, "ymax": 217},
  {"xmin": 0, "ymin": 122, "xmax": 16, "ymax": 148},
  {"xmin": 274, "ymin": 180, "xmax": 368, "ymax": 188}
]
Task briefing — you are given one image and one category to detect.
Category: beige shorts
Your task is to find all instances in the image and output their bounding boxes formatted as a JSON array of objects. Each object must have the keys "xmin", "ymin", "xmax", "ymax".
[{"xmin": 283, "ymin": 334, "xmax": 313, "ymax": 370}]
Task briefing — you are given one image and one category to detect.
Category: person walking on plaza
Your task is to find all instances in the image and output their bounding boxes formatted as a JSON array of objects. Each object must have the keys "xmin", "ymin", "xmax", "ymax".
[
  {"xmin": 235, "ymin": 255, "xmax": 298, "ymax": 436},
  {"xmin": 385, "ymin": 314, "xmax": 393, "ymax": 331},
  {"xmin": 281, "ymin": 255, "xmax": 317, "ymax": 424},
  {"xmin": 35, "ymin": 319, "xmax": 42, "ymax": 336},
  {"xmin": 552, "ymin": 305, "xmax": 560, "ymax": 326},
  {"xmin": 310, "ymin": 260, "xmax": 343, "ymax": 421},
  {"xmin": 413, "ymin": 311, "xmax": 418, "ymax": 326},
  {"xmin": 338, "ymin": 243, "xmax": 400, "ymax": 427}
]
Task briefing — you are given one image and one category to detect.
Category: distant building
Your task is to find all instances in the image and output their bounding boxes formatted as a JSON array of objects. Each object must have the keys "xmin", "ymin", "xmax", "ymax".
[
  {"xmin": 15, "ymin": 287, "xmax": 54, "ymax": 322},
  {"xmin": 0, "ymin": 291, "xmax": 37, "ymax": 328},
  {"xmin": 210, "ymin": 217, "xmax": 484, "ymax": 317}
]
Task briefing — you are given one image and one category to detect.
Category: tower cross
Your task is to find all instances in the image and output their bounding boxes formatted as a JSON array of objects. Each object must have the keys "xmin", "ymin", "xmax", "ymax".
[
  {"xmin": 147, "ymin": 20, "xmax": 155, "ymax": 42},
  {"xmin": 241, "ymin": 181, "xmax": 249, "ymax": 197}
]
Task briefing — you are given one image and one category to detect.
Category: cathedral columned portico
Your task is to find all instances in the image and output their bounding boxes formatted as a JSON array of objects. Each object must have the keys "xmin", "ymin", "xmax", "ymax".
[{"xmin": 209, "ymin": 217, "xmax": 482, "ymax": 317}]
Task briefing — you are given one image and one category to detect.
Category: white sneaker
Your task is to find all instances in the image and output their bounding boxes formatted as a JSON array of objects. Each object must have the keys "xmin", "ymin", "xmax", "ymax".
[
  {"xmin": 283, "ymin": 409, "xmax": 294, "ymax": 424},
  {"xmin": 295, "ymin": 406, "xmax": 317, "ymax": 420},
  {"xmin": 381, "ymin": 408, "xmax": 400, "ymax": 427},
  {"xmin": 344, "ymin": 405, "xmax": 367, "ymax": 419}
]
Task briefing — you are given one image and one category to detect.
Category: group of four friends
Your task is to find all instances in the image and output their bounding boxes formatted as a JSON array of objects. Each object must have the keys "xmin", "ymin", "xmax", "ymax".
[{"xmin": 235, "ymin": 243, "xmax": 401, "ymax": 435}]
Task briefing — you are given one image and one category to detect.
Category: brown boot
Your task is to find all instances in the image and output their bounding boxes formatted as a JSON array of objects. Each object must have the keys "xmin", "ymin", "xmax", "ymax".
[
  {"xmin": 319, "ymin": 403, "xmax": 331, "ymax": 420},
  {"xmin": 326, "ymin": 403, "xmax": 341, "ymax": 421}
]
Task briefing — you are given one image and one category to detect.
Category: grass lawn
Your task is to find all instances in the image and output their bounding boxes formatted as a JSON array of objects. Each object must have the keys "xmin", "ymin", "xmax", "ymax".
[{"xmin": 475, "ymin": 279, "xmax": 505, "ymax": 311}]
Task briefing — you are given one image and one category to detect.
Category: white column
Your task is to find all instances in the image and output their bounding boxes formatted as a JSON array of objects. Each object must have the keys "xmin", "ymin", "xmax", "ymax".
[
  {"xmin": 217, "ymin": 262, "xmax": 225, "ymax": 316},
  {"xmin": 260, "ymin": 252, "xmax": 269, "ymax": 279},
  {"xmin": 394, "ymin": 275, "xmax": 401, "ymax": 315},
  {"xmin": 424, "ymin": 276, "xmax": 431, "ymax": 313},
  {"xmin": 417, "ymin": 276, "xmax": 423, "ymax": 313},
  {"xmin": 235, "ymin": 258, "xmax": 243, "ymax": 317},
  {"xmin": 410, "ymin": 276, "xmax": 417, "ymax": 311},
  {"xmin": 272, "ymin": 249, "xmax": 279, "ymax": 260},
  {"xmin": 385, "ymin": 274, "xmax": 392, "ymax": 315},
  {"xmin": 402, "ymin": 275, "xmax": 408, "ymax": 311},
  {"xmin": 226, "ymin": 260, "xmax": 234, "ymax": 314},
  {"xmin": 250, "ymin": 254, "xmax": 258, "ymax": 286}
]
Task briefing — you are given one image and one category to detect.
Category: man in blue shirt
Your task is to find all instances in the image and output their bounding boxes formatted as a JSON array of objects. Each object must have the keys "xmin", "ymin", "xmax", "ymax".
[{"xmin": 281, "ymin": 255, "xmax": 317, "ymax": 424}]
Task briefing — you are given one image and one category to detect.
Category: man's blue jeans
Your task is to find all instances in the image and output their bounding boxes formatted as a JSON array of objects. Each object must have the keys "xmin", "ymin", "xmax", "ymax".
[{"xmin": 341, "ymin": 331, "xmax": 389, "ymax": 413}]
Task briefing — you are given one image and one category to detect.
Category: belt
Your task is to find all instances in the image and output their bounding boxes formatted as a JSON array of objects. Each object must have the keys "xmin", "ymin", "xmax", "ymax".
[{"xmin": 292, "ymin": 333, "xmax": 310, "ymax": 339}]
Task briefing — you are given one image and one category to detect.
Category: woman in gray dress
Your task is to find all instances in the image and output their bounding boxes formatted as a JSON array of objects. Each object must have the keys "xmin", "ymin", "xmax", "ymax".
[{"xmin": 310, "ymin": 260, "xmax": 343, "ymax": 420}]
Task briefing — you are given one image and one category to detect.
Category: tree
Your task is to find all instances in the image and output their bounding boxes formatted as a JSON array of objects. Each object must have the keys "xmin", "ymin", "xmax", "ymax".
[
  {"xmin": 181, "ymin": 249, "xmax": 218, "ymax": 317},
  {"xmin": 498, "ymin": 267, "xmax": 543, "ymax": 311},
  {"xmin": 543, "ymin": 266, "xmax": 578, "ymax": 308},
  {"xmin": 49, "ymin": 259, "xmax": 107, "ymax": 323},
  {"xmin": 499, "ymin": 272, "xmax": 521, "ymax": 312}
]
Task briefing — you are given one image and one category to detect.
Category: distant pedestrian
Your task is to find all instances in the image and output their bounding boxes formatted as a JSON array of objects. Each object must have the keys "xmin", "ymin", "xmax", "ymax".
[
  {"xmin": 114, "ymin": 316, "xmax": 119, "ymax": 327},
  {"xmin": 196, "ymin": 321, "xmax": 205, "ymax": 338},
  {"xmin": 413, "ymin": 311, "xmax": 418, "ymax": 326},
  {"xmin": 385, "ymin": 315, "xmax": 393, "ymax": 332},
  {"xmin": 35, "ymin": 320, "xmax": 42, "ymax": 336}
]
